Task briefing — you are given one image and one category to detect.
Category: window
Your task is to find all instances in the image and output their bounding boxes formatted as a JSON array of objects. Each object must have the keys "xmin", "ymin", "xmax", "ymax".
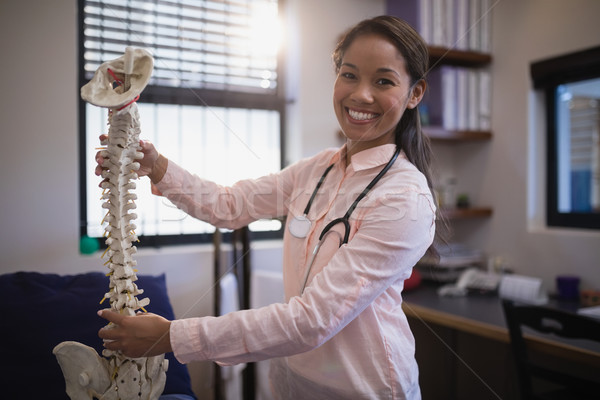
[
  {"xmin": 531, "ymin": 46, "xmax": 600, "ymax": 230},
  {"xmin": 79, "ymin": 0, "xmax": 286, "ymax": 246}
]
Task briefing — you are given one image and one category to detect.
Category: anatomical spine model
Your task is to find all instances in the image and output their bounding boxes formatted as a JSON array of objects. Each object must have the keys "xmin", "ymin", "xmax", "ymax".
[{"xmin": 53, "ymin": 48, "xmax": 168, "ymax": 400}]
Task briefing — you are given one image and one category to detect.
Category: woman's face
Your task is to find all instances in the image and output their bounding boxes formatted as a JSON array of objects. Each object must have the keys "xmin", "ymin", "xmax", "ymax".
[{"xmin": 333, "ymin": 33, "xmax": 424, "ymax": 158}]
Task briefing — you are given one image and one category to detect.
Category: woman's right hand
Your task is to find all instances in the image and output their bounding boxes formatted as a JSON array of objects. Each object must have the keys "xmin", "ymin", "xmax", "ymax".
[
  {"xmin": 95, "ymin": 134, "xmax": 166, "ymax": 184},
  {"xmin": 136, "ymin": 138, "xmax": 160, "ymax": 178}
]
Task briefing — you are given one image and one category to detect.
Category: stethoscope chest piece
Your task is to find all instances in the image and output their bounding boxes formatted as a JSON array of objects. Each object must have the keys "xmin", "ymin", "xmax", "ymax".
[{"xmin": 288, "ymin": 214, "xmax": 311, "ymax": 238}]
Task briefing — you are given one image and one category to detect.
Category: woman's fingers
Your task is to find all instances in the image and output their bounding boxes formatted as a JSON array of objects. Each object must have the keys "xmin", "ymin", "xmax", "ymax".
[
  {"xmin": 97, "ymin": 311, "xmax": 124, "ymax": 352},
  {"xmin": 102, "ymin": 339, "xmax": 121, "ymax": 352},
  {"xmin": 98, "ymin": 309, "xmax": 126, "ymax": 325},
  {"xmin": 94, "ymin": 151, "xmax": 106, "ymax": 177},
  {"xmin": 98, "ymin": 328, "xmax": 120, "ymax": 342},
  {"xmin": 136, "ymin": 139, "xmax": 159, "ymax": 177},
  {"xmin": 96, "ymin": 310, "xmax": 171, "ymax": 358},
  {"xmin": 97, "ymin": 136, "xmax": 158, "ymax": 179},
  {"xmin": 95, "ymin": 134, "xmax": 109, "ymax": 179}
]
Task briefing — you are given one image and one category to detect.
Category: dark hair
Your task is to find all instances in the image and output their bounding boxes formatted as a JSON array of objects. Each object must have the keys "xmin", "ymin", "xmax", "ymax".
[{"xmin": 333, "ymin": 16, "xmax": 447, "ymax": 256}]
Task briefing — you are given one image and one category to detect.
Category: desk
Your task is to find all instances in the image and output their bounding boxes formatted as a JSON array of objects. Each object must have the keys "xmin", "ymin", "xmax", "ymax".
[{"xmin": 402, "ymin": 283, "xmax": 600, "ymax": 400}]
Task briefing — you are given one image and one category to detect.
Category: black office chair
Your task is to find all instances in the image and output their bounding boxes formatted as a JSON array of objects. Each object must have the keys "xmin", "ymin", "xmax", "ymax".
[{"xmin": 502, "ymin": 299, "xmax": 600, "ymax": 400}]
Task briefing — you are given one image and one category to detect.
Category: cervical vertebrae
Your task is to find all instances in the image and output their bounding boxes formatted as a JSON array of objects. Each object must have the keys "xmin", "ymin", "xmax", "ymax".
[{"xmin": 54, "ymin": 48, "xmax": 167, "ymax": 400}]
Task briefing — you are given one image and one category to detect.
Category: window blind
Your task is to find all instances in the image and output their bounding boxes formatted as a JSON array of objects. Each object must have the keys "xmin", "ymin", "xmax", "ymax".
[
  {"xmin": 82, "ymin": 0, "xmax": 280, "ymax": 93},
  {"xmin": 79, "ymin": 0, "xmax": 285, "ymax": 246}
]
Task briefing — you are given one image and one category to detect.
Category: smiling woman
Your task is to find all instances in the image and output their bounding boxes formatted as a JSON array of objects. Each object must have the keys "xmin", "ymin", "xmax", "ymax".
[
  {"xmin": 332, "ymin": 16, "xmax": 434, "ymax": 193},
  {"xmin": 91, "ymin": 15, "xmax": 441, "ymax": 400},
  {"xmin": 333, "ymin": 33, "xmax": 425, "ymax": 162}
]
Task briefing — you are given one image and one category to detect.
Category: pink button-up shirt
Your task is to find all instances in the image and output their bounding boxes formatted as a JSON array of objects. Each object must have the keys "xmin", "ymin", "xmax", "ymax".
[{"xmin": 156, "ymin": 143, "xmax": 436, "ymax": 399}]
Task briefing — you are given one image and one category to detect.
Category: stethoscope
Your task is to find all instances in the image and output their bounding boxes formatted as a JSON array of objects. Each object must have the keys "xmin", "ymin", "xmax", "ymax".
[{"xmin": 289, "ymin": 147, "xmax": 401, "ymax": 293}]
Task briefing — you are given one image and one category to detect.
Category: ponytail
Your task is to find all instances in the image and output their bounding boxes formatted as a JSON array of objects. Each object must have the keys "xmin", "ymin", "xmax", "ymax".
[{"xmin": 395, "ymin": 105, "xmax": 433, "ymax": 190}]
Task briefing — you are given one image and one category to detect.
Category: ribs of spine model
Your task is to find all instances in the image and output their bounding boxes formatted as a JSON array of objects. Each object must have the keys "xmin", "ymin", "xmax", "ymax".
[{"xmin": 53, "ymin": 48, "xmax": 168, "ymax": 400}]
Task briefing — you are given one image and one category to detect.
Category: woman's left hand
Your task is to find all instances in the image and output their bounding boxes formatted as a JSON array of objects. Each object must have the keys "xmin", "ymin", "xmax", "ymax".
[{"xmin": 97, "ymin": 309, "xmax": 172, "ymax": 358}]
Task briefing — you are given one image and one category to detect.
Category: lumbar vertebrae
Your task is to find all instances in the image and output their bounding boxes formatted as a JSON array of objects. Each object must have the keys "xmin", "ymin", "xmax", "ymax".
[{"xmin": 53, "ymin": 47, "xmax": 168, "ymax": 400}]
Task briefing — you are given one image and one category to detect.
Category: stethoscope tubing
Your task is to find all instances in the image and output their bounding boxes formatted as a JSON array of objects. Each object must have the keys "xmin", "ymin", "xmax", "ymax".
[
  {"xmin": 303, "ymin": 163, "xmax": 335, "ymax": 216},
  {"xmin": 299, "ymin": 147, "xmax": 401, "ymax": 294},
  {"xmin": 319, "ymin": 148, "xmax": 400, "ymax": 244}
]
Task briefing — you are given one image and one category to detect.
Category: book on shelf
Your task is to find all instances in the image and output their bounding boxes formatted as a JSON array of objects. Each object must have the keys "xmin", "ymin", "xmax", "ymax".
[
  {"xmin": 422, "ymin": 66, "xmax": 491, "ymax": 132},
  {"xmin": 480, "ymin": 0, "xmax": 492, "ymax": 53},
  {"xmin": 441, "ymin": 67, "xmax": 457, "ymax": 130},
  {"xmin": 468, "ymin": 69, "xmax": 479, "ymax": 130},
  {"xmin": 456, "ymin": 68, "xmax": 469, "ymax": 130},
  {"xmin": 387, "ymin": 0, "xmax": 492, "ymax": 54},
  {"xmin": 468, "ymin": 0, "xmax": 480, "ymax": 51},
  {"xmin": 455, "ymin": 0, "xmax": 469, "ymax": 50},
  {"xmin": 432, "ymin": 0, "xmax": 444, "ymax": 46},
  {"xmin": 479, "ymin": 69, "xmax": 491, "ymax": 130},
  {"xmin": 419, "ymin": 0, "xmax": 432, "ymax": 43}
]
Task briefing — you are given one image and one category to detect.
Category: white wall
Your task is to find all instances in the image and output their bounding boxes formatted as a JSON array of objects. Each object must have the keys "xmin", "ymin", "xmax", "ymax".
[
  {"xmin": 479, "ymin": 0, "xmax": 600, "ymax": 290},
  {"xmin": 0, "ymin": 0, "xmax": 384, "ymax": 397}
]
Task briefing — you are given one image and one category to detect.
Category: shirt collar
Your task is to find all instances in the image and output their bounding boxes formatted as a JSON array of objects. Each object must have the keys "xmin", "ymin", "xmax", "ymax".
[{"xmin": 328, "ymin": 143, "xmax": 397, "ymax": 172}]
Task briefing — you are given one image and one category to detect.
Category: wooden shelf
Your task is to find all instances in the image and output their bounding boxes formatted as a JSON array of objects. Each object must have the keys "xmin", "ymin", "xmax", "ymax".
[
  {"xmin": 424, "ymin": 46, "xmax": 494, "ymax": 223},
  {"xmin": 424, "ymin": 126, "xmax": 492, "ymax": 141},
  {"xmin": 441, "ymin": 207, "xmax": 493, "ymax": 219},
  {"xmin": 428, "ymin": 46, "xmax": 492, "ymax": 68}
]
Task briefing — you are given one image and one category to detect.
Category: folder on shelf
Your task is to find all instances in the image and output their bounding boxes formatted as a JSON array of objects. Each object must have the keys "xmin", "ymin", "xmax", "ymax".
[
  {"xmin": 468, "ymin": 0, "xmax": 481, "ymax": 51},
  {"xmin": 479, "ymin": 70, "xmax": 492, "ymax": 130},
  {"xmin": 456, "ymin": 68, "xmax": 469, "ymax": 130},
  {"xmin": 468, "ymin": 70, "xmax": 480, "ymax": 130},
  {"xmin": 443, "ymin": 0, "xmax": 455, "ymax": 48},
  {"xmin": 480, "ymin": 0, "xmax": 492, "ymax": 53},
  {"xmin": 455, "ymin": 0, "xmax": 469, "ymax": 50},
  {"xmin": 432, "ymin": 0, "xmax": 444, "ymax": 46},
  {"xmin": 441, "ymin": 67, "xmax": 457, "ymax": 130},
  {"xmin": 420, "ymin": 0, "xmax": 433, "ymax": 44}
]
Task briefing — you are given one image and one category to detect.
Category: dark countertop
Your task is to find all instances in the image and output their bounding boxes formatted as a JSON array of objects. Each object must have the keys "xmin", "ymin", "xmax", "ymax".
[{"xmin": 402, "ymin": 282, "xmax": 600, "ymax": 362}]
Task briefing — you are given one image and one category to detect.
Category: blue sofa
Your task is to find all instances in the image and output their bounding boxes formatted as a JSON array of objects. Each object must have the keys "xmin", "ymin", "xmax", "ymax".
[{"xmin": 0, "ymin": 271, "xmax": 196, "ymax": 399}]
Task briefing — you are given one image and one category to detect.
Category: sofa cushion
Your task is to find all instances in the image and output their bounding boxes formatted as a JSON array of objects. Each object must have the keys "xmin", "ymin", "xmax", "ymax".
[{"xmin": 0, "ymin": 271, "xmax": 195, "ymax": 399}]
